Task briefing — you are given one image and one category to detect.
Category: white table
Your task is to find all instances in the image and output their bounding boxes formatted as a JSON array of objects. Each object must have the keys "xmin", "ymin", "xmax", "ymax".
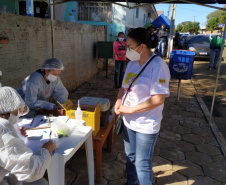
[{"xmin": 16, "ymin": 118, "xmax": 94, "ymax": 185}]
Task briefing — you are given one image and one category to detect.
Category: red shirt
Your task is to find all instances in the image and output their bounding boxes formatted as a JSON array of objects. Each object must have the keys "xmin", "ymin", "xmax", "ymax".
[{"xmin": 113, "ymin": 40, "xmax": 127, "ymax": 61}]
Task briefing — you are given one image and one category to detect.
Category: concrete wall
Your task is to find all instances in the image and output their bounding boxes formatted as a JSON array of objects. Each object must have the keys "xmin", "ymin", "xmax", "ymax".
[{"xmin": 0, "ymin": 13, "xmax": 105, "ymax": 91}]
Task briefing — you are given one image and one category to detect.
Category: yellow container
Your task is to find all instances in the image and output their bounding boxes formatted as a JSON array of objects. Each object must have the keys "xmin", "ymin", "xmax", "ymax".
[{"xmin": 59, "ymin": 99, "xmax": 101, "ymax": 136}]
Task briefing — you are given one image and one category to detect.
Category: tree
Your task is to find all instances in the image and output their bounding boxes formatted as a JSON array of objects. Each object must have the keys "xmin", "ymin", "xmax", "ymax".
[
  {"xmin": 175, "ymin": 24, "xmax": 183, "ymax": 32},
  {"xmin": 206, "ymin": 17, "xmax": 220, "ymax": 31},
  {"xmin": 175, "ymin": 21, "xmax": 200, "ymax": 34},
  {"xmin": 219, "ymin": 12, "xmax": 226, "ymax": 24},
  {"xmin": 206, "ymin": 5, "xmax": 226, "ymax": 30}
]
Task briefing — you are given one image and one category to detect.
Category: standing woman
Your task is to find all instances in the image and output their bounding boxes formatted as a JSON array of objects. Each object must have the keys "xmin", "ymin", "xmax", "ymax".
[
  {"xmin": 115, "ymin": 28, "xmax": 170, "ymax": 185},
  {"xmin": 113, "ymin": 32, "xmax": 127, "ymax": 89}
]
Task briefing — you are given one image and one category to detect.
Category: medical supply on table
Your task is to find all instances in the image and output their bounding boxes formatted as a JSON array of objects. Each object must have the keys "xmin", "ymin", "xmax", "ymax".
[
  {"xmin": 75, "ymin": 100, "xmax": 86, "ymax": 126},
  {"xmin": 49, "ymin": 130, "xmax": 52, "ymax": 140},
  {"xmin": 59, "ymin": 99, "xmax": 101, "ymax": 136},
  {"xmin": 79, "ymin": 97, "xmax": 110, "ymax": 126},
  {"xmin": 51, "ymin": 116, "xmax": 71, "ymax": 138}
]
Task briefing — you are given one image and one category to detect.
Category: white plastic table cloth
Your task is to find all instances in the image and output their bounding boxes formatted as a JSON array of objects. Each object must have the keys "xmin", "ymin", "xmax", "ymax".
[{"xmin": 15, "ymin": 118, "xmax": 94, "ymax": 185}]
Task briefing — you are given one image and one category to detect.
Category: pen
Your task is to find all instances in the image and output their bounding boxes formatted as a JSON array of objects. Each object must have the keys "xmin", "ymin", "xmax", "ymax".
[{"xmin": 49, "ymin": 131, "xmax": 52, "ymax": 140}]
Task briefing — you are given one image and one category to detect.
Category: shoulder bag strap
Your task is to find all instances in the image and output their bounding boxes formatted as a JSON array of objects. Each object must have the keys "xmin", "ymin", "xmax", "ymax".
[{"xmin": 122, "ymin": 54, "xmax": 158, "ymax": 105}]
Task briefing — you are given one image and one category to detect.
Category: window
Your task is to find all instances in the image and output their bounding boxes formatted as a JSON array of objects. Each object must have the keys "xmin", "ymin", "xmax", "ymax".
[
  {"xmin": 77, "ymin": 2, "xmax": 112, "ymax": 22},
  {"xmin": 135, "ymin": 8, "xmax": 139, "ymax": 18}
]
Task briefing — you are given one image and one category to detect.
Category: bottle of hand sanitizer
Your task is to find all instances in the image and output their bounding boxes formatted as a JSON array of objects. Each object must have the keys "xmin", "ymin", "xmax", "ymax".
[{"xmin": 75, "ymin": 100, "xmax": 85, "ymax": 126}]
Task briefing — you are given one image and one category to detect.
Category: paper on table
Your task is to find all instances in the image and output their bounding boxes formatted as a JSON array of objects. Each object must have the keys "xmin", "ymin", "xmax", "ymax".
[
  {"xmin": 18, "ymin": 116, "xmax": 52, "ymax": 130},
  {"xmin": 27, "ymin": 130, "xmax": 43, "ymax": 140}
]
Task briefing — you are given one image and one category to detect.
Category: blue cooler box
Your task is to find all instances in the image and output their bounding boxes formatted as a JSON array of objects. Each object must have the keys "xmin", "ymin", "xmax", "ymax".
[{"xmin": 169, "ymin": 50, "xmax": 195, "ymax": 80}]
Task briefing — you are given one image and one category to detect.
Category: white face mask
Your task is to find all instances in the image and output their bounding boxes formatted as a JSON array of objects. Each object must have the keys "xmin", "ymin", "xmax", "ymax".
[
  {"xmin": 9, "ymin": 110, "xmax": 19, "ymax": 124},
  {"xmin": 46, "ymin": 73, "xmax": 57, "ymax": 82},
  {"xmin": 126, "ymin": 45, "xmax": 142, "ymax": 61},
  {"xmin": 118, "ymin": 37, "xmax": 124, "ymax": 42}
]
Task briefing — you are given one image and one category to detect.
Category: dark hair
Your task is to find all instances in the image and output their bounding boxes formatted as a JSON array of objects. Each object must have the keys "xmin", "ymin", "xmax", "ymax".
[
  {"xmin": 128, "ymin": 27, "xmax": 158, "ymax": 49},
  {"xmin": 118, "ymin": 32, "xmax": 125, "ymax": 37}
]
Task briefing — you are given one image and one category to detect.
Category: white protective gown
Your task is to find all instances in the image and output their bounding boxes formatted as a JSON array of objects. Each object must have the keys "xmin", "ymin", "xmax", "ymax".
[
  {"xmin": 17, "ymin": 71, "xmax": 69, "ymax": 110},
  {"xmin": 0, "ymin": 118, "xmax": 51, "ymax": 185}
]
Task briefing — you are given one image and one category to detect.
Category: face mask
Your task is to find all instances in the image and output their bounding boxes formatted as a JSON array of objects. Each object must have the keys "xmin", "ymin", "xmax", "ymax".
[
  {"xmin": 46, "ymin": 73, "xmax": 57, "ymax": 82},
  {"xmin": 118, "ymin": 37, "xmax": 124, "ymax": 42},
  {"xmin": 9, "ymin": 110, "xmax": 19, "ymax": 124},
  {"xmin": 126, "ymin": 45, "xmax": 142, "ymax": 61}
]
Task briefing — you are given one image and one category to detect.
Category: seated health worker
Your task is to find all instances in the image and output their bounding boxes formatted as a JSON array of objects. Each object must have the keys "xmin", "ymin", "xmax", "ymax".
[
  {"xmin": 115, "ymin": 28, "xmax": 170, "ymax": 185},
  {"xmin": 17, "ymin": 58, "xmax": 69, "ymax": 117},
  {"xmin": 0, "ymin": 86, "xmax": 56, "ymax": 185}
]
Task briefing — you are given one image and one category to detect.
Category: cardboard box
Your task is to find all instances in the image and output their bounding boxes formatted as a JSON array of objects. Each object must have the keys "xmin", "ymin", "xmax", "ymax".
[{"xmin": 59, "ymin": 99, "xmax": 101, "ymax": 136}]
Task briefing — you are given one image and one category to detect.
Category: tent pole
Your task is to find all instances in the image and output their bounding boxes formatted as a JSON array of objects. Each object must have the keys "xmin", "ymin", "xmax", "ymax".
[
  {"xmin": 167, "ymin": 3, "xmax": 176, "ymax": 58},
  {"xmin": 210, "ymin": 18, "xmax": 226, "ymax": 120},
  {"xmin": 50, "ymin": 0, "xmax": 54, "ymax": 58}
]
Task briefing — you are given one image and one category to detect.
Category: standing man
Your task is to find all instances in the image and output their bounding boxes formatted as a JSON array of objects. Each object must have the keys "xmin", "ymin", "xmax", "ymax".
[
  {"xmin": 208, "ymin": 32, "xmax": 225, "ymax": 70},
  {"xmin": 158, "ymin": 24, "xmax": 168, "ymax": 58}
]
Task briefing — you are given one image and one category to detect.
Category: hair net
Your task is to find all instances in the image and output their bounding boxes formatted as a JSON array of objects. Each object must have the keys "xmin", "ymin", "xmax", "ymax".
[
  {"xmin": 0, "ymin": 86, "xmax": 25, "ymax": 114},
  {"xmin": 41, "ymin": 58, "xmax": 64, "ymax": 71}
]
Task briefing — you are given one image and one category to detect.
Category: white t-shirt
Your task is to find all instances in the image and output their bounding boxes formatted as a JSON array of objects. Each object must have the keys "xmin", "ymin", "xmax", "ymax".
[{"xmin": 122, "ymin": 54, "xmax": 170, "ymax": 134}]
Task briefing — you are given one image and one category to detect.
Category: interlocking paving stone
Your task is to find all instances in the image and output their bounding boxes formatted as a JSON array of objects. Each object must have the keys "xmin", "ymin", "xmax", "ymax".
[
  {"xmin": 173, "ymin": 140, "xmax": 195, "ymax": 153},
  {"xmin": 152, "ymin": 156, "xmax": 172, "ymax": 172},
  {"xmin": 173, "ymin": 160, "xmax": 203, "ymax": 177},
  {"xmin": 172, "ymin": 115, "xmax": 184, "ymax": 121},
  {"xmin": 171, "ymin": 125, "xmax": 192, "ymax": 135},
  {"xmin": 187, "ymin": 176, "xmax": 221, "ymax": 185},
  {"xmin": 180, "ymin": 119, "xmax": 200, "ymax": 129},
  {"xmin": 108, "ymin": 179, "xmax": 127, "ymax": 185},
  {"xmin": 102, "ymin": 161, "xmax": 126, "ymax": 181},
  {"xmin": 195, "ymin": 144, "xmax": 222, "ymax": 156},
  {"xmin": 212, "ymin": 155, "xmax": 226, "ymax": 165},
  {"xmin": 199, "ymin": 122, "xmax": 210, "ymax": 129},
  {"xmin": 156, "ymin": 170, "xmax": 188, "ymax": 185},
  {"xmin": 178, "ymin": 110, "xmax": 196, "ymax": 117},
  {"xmin": 159, "ymin": 148, "xmax": 185, "ymax": 161},
  {"xmin": 183, "ymin": 134, "xmax": 205, "ymax": 145},
  {"xmin": 202, "ymin": 164, "xmax": 226, "ymax": 182},
  {"xmin": 115, "ymin": 152, "xmax": 127, "ymax": 164},
  {"xmin": 191, "ymin": 127, "xmax": 213, "ymax": 137},
  {"xmin": 204, "ymin": 136, "xmax": 219, "ymax": 146},
  {"xmin": 160, "ymin": 131, "xmax": 182, "ymax": 141},
  {"xmin": 185, "ymin": 151, "xmax": 213, "ymax": 165},
  {"xmin": 156, "ymin": 138, "xmax": 175, "ymax": 149},
  {"xmin": 186, "ymin": 107, "xmax": 203, "ymax": 114}
]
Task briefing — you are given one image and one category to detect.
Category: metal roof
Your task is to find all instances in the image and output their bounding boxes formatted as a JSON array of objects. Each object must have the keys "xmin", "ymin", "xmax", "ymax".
[
  {"xmin": 52, "ymin": 0, "xmax": 225, "ymax": 4},
  {"xmin": 51, "ymin": 0, "xmax": 226, "ymax": 11}
]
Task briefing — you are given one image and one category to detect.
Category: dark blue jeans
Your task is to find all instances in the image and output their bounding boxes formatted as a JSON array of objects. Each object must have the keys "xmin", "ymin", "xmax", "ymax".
[
  {"xmin": 123, "ymin": 125, "xmax": 159, "ymax": 185},
  {"xmin": 209, "ymin": 48, "xmax": 221, "ymax": 68},
  {"xmin": 114, "ymin": 60, "xmax": 126, "ymax": 89}
]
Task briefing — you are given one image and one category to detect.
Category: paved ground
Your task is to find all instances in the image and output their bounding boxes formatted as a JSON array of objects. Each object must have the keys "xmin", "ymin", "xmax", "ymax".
[
  {"xmin": 191, "ymin": 48, "xmax": 226, "ymax": 141},
  {"xmin": 61, "ymin": 56, "xmax": 226, "ymax": 185}
]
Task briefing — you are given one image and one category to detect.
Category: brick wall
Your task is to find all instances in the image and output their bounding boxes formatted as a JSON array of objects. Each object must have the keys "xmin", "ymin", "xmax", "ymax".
[{"xmin": 0, "ymin": 13, "xmax": 105, "ymax": 91}]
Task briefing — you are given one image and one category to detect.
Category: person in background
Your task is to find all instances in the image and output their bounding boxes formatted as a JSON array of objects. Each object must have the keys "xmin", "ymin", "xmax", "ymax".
[
  {"xmin": 0, "ymin": 86, "xmax": 56, "ymax": 185},
  {"xmin": 113, "ymin": 32, "xmax": 127, "ymax": 90},
  {"xmin": 158, "ymin": 24, "xmax": 168, "ymax": 58},
  {"xmin": 208, "ymin": 31, "xmax": 225, "ymax": 70},
  {"xmin": 115, "ymin": 28, "xmax": 170, "ymax": 185},
  {"xmin": 17, "ymin": 58, "xmax": 69, "ymax": 117},
  {"xmin": 173, "ymin": 31, "xmax": 182, "ymax": 49},
  {"xmin": 147, "ymin": 25, "xmax": 158, "ymax": 53}
]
